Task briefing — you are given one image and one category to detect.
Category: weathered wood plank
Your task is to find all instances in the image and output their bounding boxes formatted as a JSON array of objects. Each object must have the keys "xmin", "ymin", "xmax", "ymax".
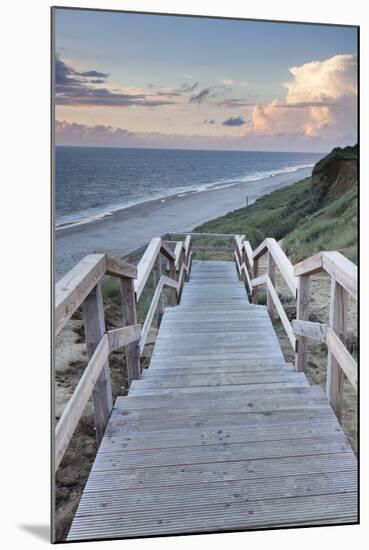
[
  {"xmin": 322, "ymin": 251, "xmax": 357, "ymax": 300},
  {"xmin": 294, "ymin": 252, "xmax": 323, "ymax": 277},
  {"xmin": 55, "ymin": 254, "xmax": 106, "ymax": 334},
  {"xmin": 327, "ymin": 327, "xmax": 357, "ymax": 391},
  {"xmin": 293, "ymin": 320, "xmax": 327, "ymax": 343},
  {"xmin": 108, "ymin": 324, "xmax": 141, "ymax": 352},
  {"xmin": 152, "ymin": 254, "xmax": 164, "ymax": 327},
  {"xmin": 160, "ymin": 240, "xmax": 176, "ymax": 261},
  {"xmin": 68, "ymin": 492, "xmax": 357, "ymax": 540},
  {"xmin": 326, "ymin": 279, "xmax": 349, "ymax": 420},
  {"xmin": 134, "ymin": 237, "xmax": 162, "ymax": 300},
  {"xmin": 120, "ymin": 277, "xmax": 140, "ymax": 384},
  {"xmin": 105, "ymin": 255, "xmax": 137, "ymax": 279},
  {"xmin": 265, "ymin": 275, "xmax": 296, "ymax": 350},
  {"xmin": 252, "ymin": 238, "xmax": 297, "ymax": 297},
  {"xmin": 295, "ymin": 275, "xmax": 310, "ymax": 372},
  {"xmin": 82, "ymin": 283, "xmax": 113, "ymax": 445},
  {"xmin": 140, "ymin": 277, "xmax": 165, "ymax": 354},
  {"xmin": 55, "ymin": 334, "xmax": 110, "ymax": 470}
]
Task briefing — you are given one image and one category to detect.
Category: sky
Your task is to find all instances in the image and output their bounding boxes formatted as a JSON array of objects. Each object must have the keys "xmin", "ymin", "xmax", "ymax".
[{"xmin": 54, "ymin": 8, "xmax": 358, "ymax": 152}]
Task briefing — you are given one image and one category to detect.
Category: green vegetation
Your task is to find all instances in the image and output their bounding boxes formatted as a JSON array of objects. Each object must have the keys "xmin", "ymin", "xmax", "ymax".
[
  {"xmin": 284, "ymin": 185, "xmax": 357, "ymax": 263},
  {"xmin": 195, "ymin": 176, "xmax": 357, "ymax": 264}
]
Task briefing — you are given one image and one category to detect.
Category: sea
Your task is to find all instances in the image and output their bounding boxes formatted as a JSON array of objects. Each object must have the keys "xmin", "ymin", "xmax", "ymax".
[{"xmin": 55, "ymin": 146, "xmax": 323, "ymax": 230}]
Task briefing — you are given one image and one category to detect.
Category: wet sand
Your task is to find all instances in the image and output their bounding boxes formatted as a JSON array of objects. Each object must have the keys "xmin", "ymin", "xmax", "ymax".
[{"xmin": 55, "ymin": 166, "xmax": 312, "ymax": 278}]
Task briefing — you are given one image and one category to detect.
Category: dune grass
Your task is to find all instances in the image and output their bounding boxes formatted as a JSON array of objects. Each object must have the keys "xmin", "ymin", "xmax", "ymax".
[{"xmin": 195, "ymin": 176, "xmax": 357, "ymax": 264}]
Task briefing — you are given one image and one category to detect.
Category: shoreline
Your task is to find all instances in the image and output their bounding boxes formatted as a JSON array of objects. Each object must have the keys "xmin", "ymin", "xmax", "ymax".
[{"xmin": 55, "ymin": 165, "xmax": 312, "ymax": 278}]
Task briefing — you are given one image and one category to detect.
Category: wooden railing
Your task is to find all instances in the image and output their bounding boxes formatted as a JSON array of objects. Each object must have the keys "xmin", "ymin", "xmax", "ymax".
[
  {"xmin": 293, "ymin": 251, "xmax": 357, "ymax": 420},
  {"xmin": 233, "ymin": 236, "xmax": 357, "ymax": 422},
  {"xmin": 55, "ymin": 253, "xmax": 140, "ymax": 470},
  {"xmin": 54, "ymin": 235, "xmax": 192, "ymax": 471}
]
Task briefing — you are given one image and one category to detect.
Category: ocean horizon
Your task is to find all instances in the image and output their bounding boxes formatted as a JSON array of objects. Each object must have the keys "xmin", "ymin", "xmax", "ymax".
[{"xmin": 55, "ymin": 146, "xmax": 323, "ymax": 231}]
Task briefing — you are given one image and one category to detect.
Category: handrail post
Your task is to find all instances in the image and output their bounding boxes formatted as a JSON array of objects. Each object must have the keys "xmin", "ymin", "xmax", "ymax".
[
  {"xmin": 295, "ymin": 275, "xmax": 310, "ymax": 372},
  {"xmin": 267, "ymin": 251, "xmax": 276, "ymax": 322},
  {"xmin": 82, "ymin": 282, "xmax": 113, "ymax": 445},
  {"xmin": 120, "ymin": 277, "xmax": 140, "ymax": 385},
  {"xmin": 153, "ymin": 254, "xmax": 164, "ymax": 326},
  {"xmin": 252, "ymin": 257, "xmax": 259, "ymax": 304},
  {"xmin": 326, "ymin": 278, "xmax": 348, "ymax": 420},
  {"xmin": 168, "ymin": 257, "xmax": 178, "ymax": 306}
]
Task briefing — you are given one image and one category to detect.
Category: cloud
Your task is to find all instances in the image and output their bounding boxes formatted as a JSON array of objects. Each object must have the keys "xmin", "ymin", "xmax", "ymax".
[
  {"xmin": 218, "ymin": 98, "xmax": 258, "ymax": 108},
  {"xmin": 75, "ymin": 69, "xmax": 109, "ymax": 78},
  {"xmin": 223, "ymin": 116, "xmax": 245, "ymax": 127},
  {"xmin": 55, "ymin": 56, "xmax": 176, "ymax": 108},
  {"xmin": 55, "ymin": 119, "xmax": 344, "ymax": 152},
  {"xmin": 247, "ymin": 54, "xmax": 357, "ymax": 140},
  {"xmin": 190, "ymin": 87, "xmax": 211, "ymax": 103}
]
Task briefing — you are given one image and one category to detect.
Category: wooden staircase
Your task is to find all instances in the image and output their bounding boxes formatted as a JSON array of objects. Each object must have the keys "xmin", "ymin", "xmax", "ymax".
[{"xmin": 66, "ymin": 259, "xmax": 357, "ymax": 541}]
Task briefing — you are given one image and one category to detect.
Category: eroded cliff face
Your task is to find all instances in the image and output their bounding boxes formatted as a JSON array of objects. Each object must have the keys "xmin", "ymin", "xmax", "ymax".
[{"xmin": 311, "ymin": 144, "xmax": 358, "ymax": 204}]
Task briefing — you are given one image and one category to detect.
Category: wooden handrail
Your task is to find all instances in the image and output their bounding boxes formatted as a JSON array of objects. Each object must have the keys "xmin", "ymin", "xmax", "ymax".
[
  {"xmin": 252, "ymin": 273, "xmax": 296, "ymax": 350},
  {"xmin": 55, "ymin": 254, "xmax": 137, "ymax": 335},
  {"xmin": 293, "ymin": 250, "xmax": 357, "ymax": 420},
  {"xmin": 55, "ymin": 323, "xmax": 141, "ymax": 470},
  {"xmin": 55, "ymin": 236, "xmax": 192, "ymax": 471},
  {"xmin": 253, "ymin": 238, "xmax": 297, "ymax": 297},
  {"xmin": 233, "ymin": 235, "xmax": 357, "ymax": 423},
  {"xmin": 294, "ymin": 251, "xmax": 357, "ymax": 299},
  {"xmin": 135, "ymin": 235, "xmax": 192, "ymax": 355},
  {"xmin": 139, "ymin": 275, "xmax": 178, "ymax": 354}
]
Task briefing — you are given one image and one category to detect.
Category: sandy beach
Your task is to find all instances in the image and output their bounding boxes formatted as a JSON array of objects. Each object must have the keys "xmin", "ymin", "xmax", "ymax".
[{"xmin": 55, "ymin": 166, "xmax": 312, "ymax": 278}]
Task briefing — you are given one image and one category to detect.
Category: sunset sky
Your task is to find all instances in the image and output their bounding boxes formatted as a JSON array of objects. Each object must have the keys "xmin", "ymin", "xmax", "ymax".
[{"xmin": 54, "ymin": 8, "xmax": 358, "ymax": 152}]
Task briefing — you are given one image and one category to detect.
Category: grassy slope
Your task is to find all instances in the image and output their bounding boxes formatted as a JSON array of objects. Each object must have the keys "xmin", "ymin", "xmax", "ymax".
[{"xmin": 195, "ymin": 176, "xmax": 357, "ymax": 263}]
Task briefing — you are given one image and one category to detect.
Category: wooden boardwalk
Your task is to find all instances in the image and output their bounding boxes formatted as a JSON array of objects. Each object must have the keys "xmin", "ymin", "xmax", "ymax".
[{"xmin": 67, "ymin": 260, "xmax": 357, "ymax": 541}]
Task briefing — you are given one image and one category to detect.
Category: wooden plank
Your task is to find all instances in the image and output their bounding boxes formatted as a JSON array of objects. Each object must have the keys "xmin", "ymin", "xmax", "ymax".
[
  {"xmin": 78, "ymin": 471, "xmax": 356, "ymax": 512},
  {"xmin": 265, "ymin": 275, "xmax": 296, "ymax": 350},
  {"xmin": 152, "ymin": 254, "xmax": 164, "ymax": 327},
  {"xmin": 101, "ymin": 419, "xmax": 340, "ymax": 451},
  {"xmin": 168, "ymin": 258, "xmax": 178, "ymax": 306},
  {"xmin": 326, "ymin": 279, "xmax": 349, "ymax": 420},
  {"xmin": 120, "ymin": 277, "xmax": 140, "ymax": 384},
  {"xmin": 267, "ymin": 251, "xmax": 276, "ymax": 322},
  {"xmin": 293, "ymin": 320, "xmax": 327, "ymax": 343},
  {"xmin": 140, "ymin": 277, "xmax": 165, "ymax": 354},
  {"xmin": 295, "ymin": 275, "xmax": 310, "ymax": 372},
  {"xmin": 327, "ymin": 327, "xmax": 357, "ymax": 391},
  {"xmin": 160, "ymin": 240, "xmax": 176, "ymax": 261},
  {"xmin": 55, "ymin": 334, "xmax": 109, "ymax": 470},
  {"xmin": 132, "ymin": 372, "xmax": 305, "ymax": 389},
  {"xmin": 243, "ymin": 240, "xmax": 254, "ymax": 271},
  {"xmin": 251, "ymin": 273, "xmax": 267, "ymax": 288},
  {"xmin": 322, "ymin": 252, "xmax": 357, "ymax": 300},
  {"xmin": 68, "ymin": 493, "xmax": 357, "ymax": 540},
  {"xmin": 294, "ymin": 252, "xmax": 323, "ymax": 277},
  {"xmin": 177, "ymin": 261, "xmax": 186, "ymax": 301},
  {"xmin": 184, "ymin": 235, "xmax": 191, "ymax": 260},
  {"xmin": 174, "ymin": 241, "xmax": 183, "ymax": 270},
  {"xmin": 55, "ymin": 253, "xmax": 106, "ymax": 334},
  {"xmin": 105, "ymin": 255, "xmax": 137, "ymax": 279},
  {"xmin": 82, "ymin": 283, "xmax": 113, "ymax": 445},
  {"xmin": 108, "ymin": 324, "xmax": 141, "ymax": 352},
  {"xmin": 93, "ymin": 436, "xmax": 350, "ymax": 471},
  {"xmin": 265, "ymin": 238, "xmax": 297, "ymax": 296},
  {"xmin": 81, "ymin": 452, "xmax": 355, "ymax": 492},
  {"xmin": 134, "ymin": 237, "xmax": 162, "ymax": 300}
]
